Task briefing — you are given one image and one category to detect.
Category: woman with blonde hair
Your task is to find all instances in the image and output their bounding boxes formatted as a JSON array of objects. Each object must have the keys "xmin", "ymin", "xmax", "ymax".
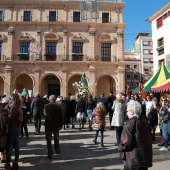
[{"xmin": 92, "ymin": 102, "xmax": 106, "ymax": 147}]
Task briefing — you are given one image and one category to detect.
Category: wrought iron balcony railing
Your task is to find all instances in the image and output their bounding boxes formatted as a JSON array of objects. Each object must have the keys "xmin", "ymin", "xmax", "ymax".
[{"xmin": 0, "ymin": 54, "xmax": 118, "ymax": 62}]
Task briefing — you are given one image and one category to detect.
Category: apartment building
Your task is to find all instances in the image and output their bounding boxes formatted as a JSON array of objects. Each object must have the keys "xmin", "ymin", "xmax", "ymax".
[
  {"xmin": 130, "ymin": 33, "xmax": 153, "ymax": 84},
  {"xmin": 0, "ymin": 0, "xmax": 126, "ymax": 97},
  {"xmin": 124, "ymin": 51, "xmax": 141, "ymax": 90},
  {"xmin": 147, "ymin": 2, "xmax": 170, "ymax": 73}
]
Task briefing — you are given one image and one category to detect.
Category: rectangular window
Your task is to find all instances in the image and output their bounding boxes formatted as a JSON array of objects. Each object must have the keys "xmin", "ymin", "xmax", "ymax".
[
  {"xmin": 149, "ymin": 41, "xmax": 153, "ymax": 46},
  {"xmin": 127, "ymin": 75, "xmax": 131, "ymax": 79},
  {"xmin": 158, "ymin": 49, "xmax": 164, "ymax": 56},
  {"xmin": 102, "ymin": 13, "xmax": 109, "ymax": 23},
  {"xmin": 20, "ymin": 42, "xmax": 30, "ymax": 53},
  {"xmin": 0, "ymin": 11, "xmax": 3, "ymax": 21},
  {"xmin": 72, "ymin": 42, "xmax": 83, "ymax": 54},
  {"xmin": 24, "ymin": 11, "xmax": 31, "ymax": 21},
  {"xmin": 143, "ymin": 41, "xmax": 149, "ymax": 46},
  {"xmin": 157, "ymin": 17, "xmax": 163, "ymax": 28},
  {"xmin": 101, "ymin": 43, "xmax": 111, "ymax": 61},
  {"xmin": 143, "ymin": 49, "xmax": 149, "ymax": 55},
  {"xmin": 150, "ymin": 49, "xmax": 153, "ymax": 54},
  {"xmin": 46, "ymin": 42, "xmax": 56, "ymax": 54},
  {"xmin": 134, "ymin": 75, "xmax": 138, "ymax": 79},
  {"xmin": 143, "ymin": 59, "xmax": 148, "ymax": 63},
  {"xmin": 127, "ymin": 65, "xmax": 130, "ymax": 68},
  {"xmin": 158, "ymin": 37, "xmax": 164, "ymax": 46},
  {"xmin": 73, "ymin": 12, "xmax": 80, "ymax": 22},
  {"xmin": 144, "ymin": 67, "xmax": 148, "ymax": 72},
  {"xmin": 49, "ymin": 11, "xmax": 56, "ymax": 21},
  {"xmin": 134, "ymin": 65, "xmax": 138, "ymax": 69}
]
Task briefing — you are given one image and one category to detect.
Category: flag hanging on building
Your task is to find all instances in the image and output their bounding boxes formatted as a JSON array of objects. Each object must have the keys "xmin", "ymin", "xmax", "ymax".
[{"xmin": 28, "ymin": 40, "xmax": 41, "ymax": 55}]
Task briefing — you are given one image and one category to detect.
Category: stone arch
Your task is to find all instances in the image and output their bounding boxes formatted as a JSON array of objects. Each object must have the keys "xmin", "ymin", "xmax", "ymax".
[
  {"xmin": 40, "ymin": 74, "xmax": 61, "ymax": 97},
  {"xmin": 12, "ymin": 73, "xmax": 34, "ymax": 95},
  {"xmin": 67, "ymin": 73, "xmax": 89, "ymax": 96},
  {"xmin": 71, "ymin": 33, "xmax": 86, "ymax": 42},
  {"xmin": 96, "ymin": 74, "xmax": 117, "ymax": 98},
  {"xmin": 99, "ymin": 33, "xmax": 115, "ymax": 42},
  {"xmin": 17, "ymin": 33, "xmax": 33, "ymax": 41},
  {"xmin": 44, "ymin": 32, "xmax": 59, "ymax": 41}
]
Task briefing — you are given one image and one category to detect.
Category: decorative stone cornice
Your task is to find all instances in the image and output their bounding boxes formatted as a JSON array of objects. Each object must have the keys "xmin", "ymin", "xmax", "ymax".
[
  {"xmin": 8, "ymin": 26, "xmax": 15, "ymax": 35},
  {"xmin": 89, "ymin": 28, "xmax": 95, "ymax": 36},
  {"xmin": 117, "ymin": 29, "xmax": 124, "ymax": 37},
  {"xmin": 113, "ymin": 6, "xmax": 123, "ymax": 13}
]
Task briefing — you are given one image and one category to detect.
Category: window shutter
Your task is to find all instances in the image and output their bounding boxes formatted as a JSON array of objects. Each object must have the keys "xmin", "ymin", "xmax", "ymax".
[{"xmin": 157, "ymin": 17, "xmax": 163, "ymax": 28}]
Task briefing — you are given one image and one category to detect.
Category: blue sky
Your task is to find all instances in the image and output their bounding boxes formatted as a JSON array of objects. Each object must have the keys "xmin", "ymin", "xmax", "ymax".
[{"xmin": 123, "ymin": 0, "xmax": 170, "ymax": 50}]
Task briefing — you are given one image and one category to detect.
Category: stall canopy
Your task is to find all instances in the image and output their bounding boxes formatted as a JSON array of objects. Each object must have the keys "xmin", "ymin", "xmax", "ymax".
[
  {"xmin": 151, "ymin": 78, "xmax": 170, "ymax": 92},
  {"xmin": 132, "ymin": 63, "xmax": 170, "ymax": 93}
]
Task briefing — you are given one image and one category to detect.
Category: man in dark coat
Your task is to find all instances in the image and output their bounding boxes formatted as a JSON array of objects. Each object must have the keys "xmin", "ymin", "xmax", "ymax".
[
  {"xmin": 44, "ymin": 95, "xmax": 63, "ymax": 159},
  {"xmin": 31, "ymin": 93, "xmax": 44, "ymax": 134},
  {"xmin": 119, "ymin": 100, "xmax": 152, "ymax": 170},
  {"xmin": 107, "ymin": 90, "xmax": 116, "ymax": 130}
]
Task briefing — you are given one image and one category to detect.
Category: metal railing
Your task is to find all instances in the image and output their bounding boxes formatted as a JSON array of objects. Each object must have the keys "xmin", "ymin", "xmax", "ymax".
[{"xmin": 0, "ymin": 54, "xmax": 118, "ymax": 62}]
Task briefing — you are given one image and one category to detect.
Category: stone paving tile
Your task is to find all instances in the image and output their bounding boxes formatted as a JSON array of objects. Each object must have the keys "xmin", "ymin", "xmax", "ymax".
[{"xmin": 1, "ymin": 116, "xmax": 170, "ymax": 170}]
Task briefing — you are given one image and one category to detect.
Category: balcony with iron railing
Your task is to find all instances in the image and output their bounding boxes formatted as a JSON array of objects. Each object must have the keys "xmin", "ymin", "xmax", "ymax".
[{"xmin": 0, "ymin": 53, "xmax": 117, "ymax": 62}]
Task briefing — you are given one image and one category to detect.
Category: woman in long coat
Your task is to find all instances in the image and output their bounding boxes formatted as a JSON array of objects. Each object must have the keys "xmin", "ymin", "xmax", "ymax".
[
  {"xmin": 111, "ymin": 94, "xmax": 126, "ymax": 145},
  {"xmin": 118, "ymin": 100, "xmax": 152, "ymax": 170}
]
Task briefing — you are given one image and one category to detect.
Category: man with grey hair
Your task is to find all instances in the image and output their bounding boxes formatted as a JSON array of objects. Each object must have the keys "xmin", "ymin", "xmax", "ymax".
[
  {"xmin": 118, "ymin": 100, "xmax": 152, "ymax": 170},
  {"xmin": 44, "ymin": 95, "xmax": 63, "ymax": 159}
]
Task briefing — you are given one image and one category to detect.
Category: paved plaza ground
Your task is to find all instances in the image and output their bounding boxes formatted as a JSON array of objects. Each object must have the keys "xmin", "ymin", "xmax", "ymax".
[{"xmin": 0, "ymin": 116, "xmax": 170, "ymax": 170}]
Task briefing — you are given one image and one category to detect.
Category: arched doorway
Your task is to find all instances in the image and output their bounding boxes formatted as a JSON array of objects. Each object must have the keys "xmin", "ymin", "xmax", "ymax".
[
  {"xmin": 0, "ymin": 76, "xmax": 4, "ymax": 95},
  {"xmin": 67, "ymin": 75, "xmax": 82, "ymax": 96},
  {"xmin": 14, "ymin": 74, "xmax": 33, "ymax": 95},
  {"xmin": 97, "ymin": 75, "xmax": 116, "ymax": 98},
  {"xmin": 41, "ymin": 75, "xmax": 60, "ymax": 97}
]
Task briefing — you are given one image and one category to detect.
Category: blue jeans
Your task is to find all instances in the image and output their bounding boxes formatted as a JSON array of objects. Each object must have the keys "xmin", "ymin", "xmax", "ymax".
[
  {"xmin": 94, "ymin": 126, "xmax": 104, "ymax": 144},
  {"xmin": 162, "ymin": 123, "xmax": 169, "ymax": 148},
  {"xmin": 5, "ymin": 128, "xmax": 20, "ymax": 163},
  {"xmin": 87, "ymin": 110, "xmax": 93, "ymax": 120}
]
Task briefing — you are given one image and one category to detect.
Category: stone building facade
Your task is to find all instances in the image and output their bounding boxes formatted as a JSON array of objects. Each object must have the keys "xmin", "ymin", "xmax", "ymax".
[{"xmin": 0, "ymin": 0, "xmax": 126, "ymax": 97}]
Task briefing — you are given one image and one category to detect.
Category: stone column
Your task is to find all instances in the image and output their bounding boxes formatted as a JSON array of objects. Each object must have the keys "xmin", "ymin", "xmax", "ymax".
[
  {"xmin": 116, "ymin": 28, "xmax": 124, "ymax": 61},
  {"xmin": 4, "ymin": 66, "xmax": 13, "ymax": 95},
  {"xmin": 88, "ymin": 66, "xmax": 97, "ymax": 97},
  {"xmin": 88, "ymin": 28, "xmax": 95, "ymax": 60},
  {"xmin": 7, "ymin": 26, "xmax": 15, "ymax": 60},
  {"xmin": 117, "ymin": 66, "xmax": 125, "ymax": 94},
  {"xmin": 62, "ymin": 27, "xmax": 68, "ymax": 61},
  {"xmin": 60, "ymin": 68, "xmax": 67, "ymax": 97},
  {"xmin": 32, "ymin": 68, "xmax": 40, "ymax": 96}
]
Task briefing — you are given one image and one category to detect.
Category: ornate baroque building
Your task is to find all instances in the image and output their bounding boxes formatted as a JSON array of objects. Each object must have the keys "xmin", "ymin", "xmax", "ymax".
[{"xmin": 0, "ymin": 0, "xmax": 126, "ymax": 97}]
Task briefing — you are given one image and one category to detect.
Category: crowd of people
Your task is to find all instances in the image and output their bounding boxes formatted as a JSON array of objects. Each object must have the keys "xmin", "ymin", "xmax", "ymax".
[{"xmin": 0, "ymin": 89, "xmax": 170, "ymax": 170}]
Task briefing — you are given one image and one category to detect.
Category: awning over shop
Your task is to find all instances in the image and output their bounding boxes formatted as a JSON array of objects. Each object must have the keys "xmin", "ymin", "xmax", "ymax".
[
  {"xmin": 151, "ymin": 78, "xmax": 170, "ymax": 92},
  {"xmin": 132, "ymin": 63, "xmax": 170, "ymax": 93}
]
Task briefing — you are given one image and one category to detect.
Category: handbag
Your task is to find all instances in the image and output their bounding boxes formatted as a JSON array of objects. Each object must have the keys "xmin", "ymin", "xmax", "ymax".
[{"xmin": 92, "ymin": 123, "xmax": 101, "ymax": 130}]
